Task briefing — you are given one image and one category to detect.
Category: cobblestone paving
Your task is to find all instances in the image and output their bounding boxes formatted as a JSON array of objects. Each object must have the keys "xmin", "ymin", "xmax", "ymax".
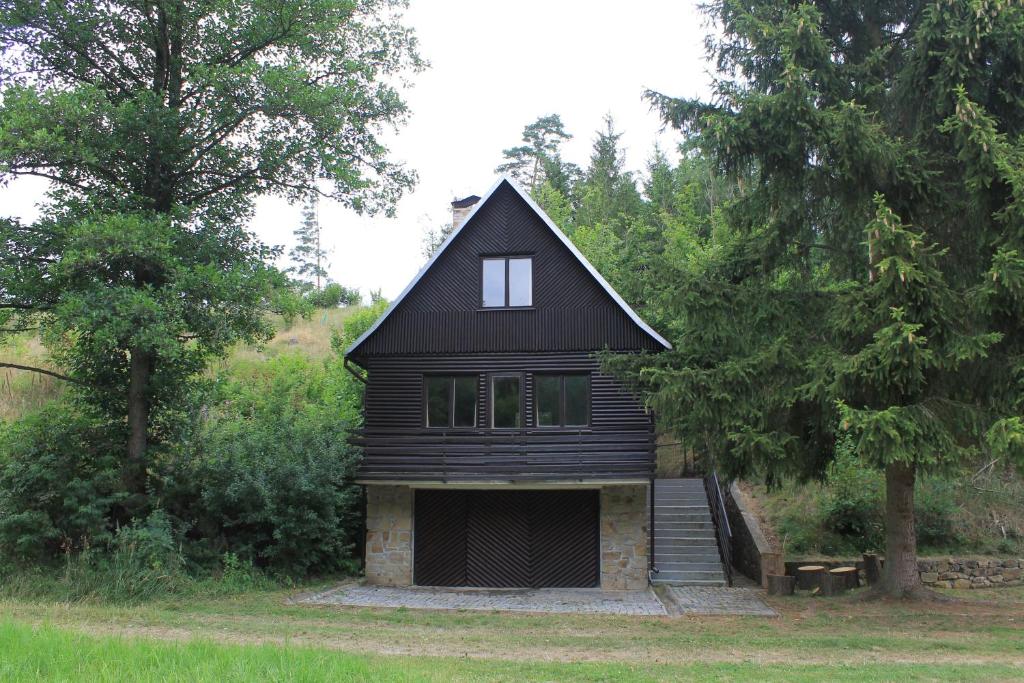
[
  {"xmin": 299, "ymin": 585, "xmax": 668, "ymax": 616},
  {"xmin": 665, "ymin": 586, "xmax": 777, "ymax": 616}
]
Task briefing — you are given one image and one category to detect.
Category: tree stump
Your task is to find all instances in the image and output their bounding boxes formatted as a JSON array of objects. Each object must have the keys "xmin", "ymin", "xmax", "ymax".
[
  {"xmin": 820, "ymin": 573, "xmax": 847, "ymax": 596},
  {"xmin": 796, "ymin": 565, "xmax": 826, "ymax": 591},
  {"xmin": 830, "ymin": 566, "xmax": 860, "ymax": 590},
  {"xmin": 767, "ymin": 574, "xmax": 796, "ymax": 596},
  {"xmin": 863, "ymin": 553, "xmax": 882, "ymax": 586}
]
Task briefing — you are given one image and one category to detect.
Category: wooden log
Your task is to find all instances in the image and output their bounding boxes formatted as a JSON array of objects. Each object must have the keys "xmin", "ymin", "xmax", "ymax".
[
  {"xmin": 830, "ymin": 566, "xmax": 859, "ymax": 590},
  {"xmin": 796, "ymin": 565, "xmax": 826, "ymax": 591},
  {"xmin": 767, "ymin": 574, "xmax": 796, "ymax": 596},
  {"xmin": 820, "ymin": 573, "xmax": 847, "ymax": 597},
  {"xmin": 863, "ymin": 553, "xmax": 882, "ymax": 586}
]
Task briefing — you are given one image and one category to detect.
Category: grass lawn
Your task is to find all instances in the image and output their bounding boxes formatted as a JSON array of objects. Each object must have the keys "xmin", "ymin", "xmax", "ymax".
[{"xmin": 2, "ymin": 584, "xmax": 1022, "ymax": 681}]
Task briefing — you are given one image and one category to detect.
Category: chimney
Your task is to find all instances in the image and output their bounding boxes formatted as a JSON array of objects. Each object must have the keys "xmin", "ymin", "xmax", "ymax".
[{"xmin": 451, "ymin": 194, "xmax": 481, "ymax": 231}]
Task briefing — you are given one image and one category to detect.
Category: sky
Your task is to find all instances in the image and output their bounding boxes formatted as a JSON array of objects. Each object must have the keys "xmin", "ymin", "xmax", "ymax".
[{"xmin": 0, "ymin": 1, "xmax": 713, "ymax": 300}]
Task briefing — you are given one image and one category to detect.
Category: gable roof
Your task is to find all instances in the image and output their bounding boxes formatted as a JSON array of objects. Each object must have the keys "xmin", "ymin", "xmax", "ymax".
[{"xmin": 346, "ymin": 176, "xmax": 672, "ymax": 356}]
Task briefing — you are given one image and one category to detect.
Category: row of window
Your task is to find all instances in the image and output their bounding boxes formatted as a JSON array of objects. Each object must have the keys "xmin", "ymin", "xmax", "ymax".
[{"xmin": 425, "ymin": 374, "xmax": 590, "ymax": 429}]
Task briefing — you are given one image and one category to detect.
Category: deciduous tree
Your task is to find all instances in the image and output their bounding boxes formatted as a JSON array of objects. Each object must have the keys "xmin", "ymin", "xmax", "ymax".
[{"xmin": 0, "ymin": 0, "xmax": 422, "ymax": 495}]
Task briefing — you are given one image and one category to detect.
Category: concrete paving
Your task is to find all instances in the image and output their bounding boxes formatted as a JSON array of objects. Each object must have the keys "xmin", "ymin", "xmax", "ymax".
[
  {"xmin": 298, "ymin": 584, "xmax": 668, "ymax": 616},
  {"xmin": 663, "ymin": 586, "xmax": 777, "ymax": 616}
]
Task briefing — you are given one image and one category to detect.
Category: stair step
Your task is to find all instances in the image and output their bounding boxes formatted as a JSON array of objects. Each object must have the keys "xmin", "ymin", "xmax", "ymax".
[
  {"xmin": 655, "ymin": 530, "xmax": 716, "ymax": 539},
  {"xmin": 653, "ymin": 561, "xmax": 724, "ymax": 572},
  {"xmin": 655, "ymin": 540, "xmax": 719, "ymax": 548},
  {"xmin": 652, "ymin": 578, "xmax": 727, "ymax": 587},
  {"xmin": 651, "ymin": 573, "xmax": 724, "ymax": 581},
  {"xmin": 654, "ymin": 522, "xmax": 714, "ymax": 530},
  {"xmin": 654, "ymin": 551, "xmax": 722, "ymax": 559}
]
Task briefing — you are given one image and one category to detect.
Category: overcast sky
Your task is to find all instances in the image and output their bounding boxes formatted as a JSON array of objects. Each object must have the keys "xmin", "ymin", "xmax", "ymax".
[{"xmin": 0, "ymin": 1, "xmax": 712, "ymax": 300}]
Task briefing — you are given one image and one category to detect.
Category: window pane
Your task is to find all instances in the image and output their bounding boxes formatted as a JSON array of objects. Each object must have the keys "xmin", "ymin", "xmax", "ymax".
[
  {"xmin": 452, "ymin": 376, "xmax": 477, "ymax": 427},
  {"xmin": 492, "ymin": 376, "xmax": 521, "ymax": 428},
  {"xmin": 426, "ymin": 377, "xmax": 451, "ymax": 427},
  {"xmin": 564, "ymin": 375, "xmax": 590, "ymax": 426},
  {"xmin": 535, "ymin": 375, "xmax": 560, "ymax": 426},
  {"xmin": 482, "ymin": 259, "xmax": 505, "ymax": 307},
  {"xmin": 508, "ymin": 258, "xmax": 532, "ymax": 306}
]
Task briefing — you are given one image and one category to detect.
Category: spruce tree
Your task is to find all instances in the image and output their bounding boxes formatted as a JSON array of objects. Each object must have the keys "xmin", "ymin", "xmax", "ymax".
[
  {"xmin": 634, "ymin": 0, "xmax": 1024, "ymax": 596},
  {"xmin": 290, "ymin": 194, "xmax": 329, "ymax": 292}
]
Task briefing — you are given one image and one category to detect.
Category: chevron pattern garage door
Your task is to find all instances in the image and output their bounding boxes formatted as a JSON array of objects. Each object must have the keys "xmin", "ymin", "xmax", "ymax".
[{"xmin": 413, "ymin": 490, "xmax": 599, "ymax": 588}]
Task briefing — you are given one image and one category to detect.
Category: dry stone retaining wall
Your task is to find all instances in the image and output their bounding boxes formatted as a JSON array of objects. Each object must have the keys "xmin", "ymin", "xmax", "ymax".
[{"xmin": 784, "ymin": 557, "xmax": 1024, "ymax": 589}]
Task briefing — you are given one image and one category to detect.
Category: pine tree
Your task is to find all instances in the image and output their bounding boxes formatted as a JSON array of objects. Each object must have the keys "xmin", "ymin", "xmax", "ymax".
[
  {"xmin": 633, "ymin": 0, "xmax": 1024, "ymax": 597},
  {"xmin": 496, "ymin": 114, "xmax": 573, "ymax": 193},
  {"xmin": 290, "ymin": 194, "xmax": 330, "ymax": 292}
]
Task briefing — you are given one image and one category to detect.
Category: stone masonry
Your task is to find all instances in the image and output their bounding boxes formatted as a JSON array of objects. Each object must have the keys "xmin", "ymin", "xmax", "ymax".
[
  {"xmin": 785, "ymin": 556, "xmax": 1024, "ymax": 590},
  {"xmin": 364, "ymin": 485, "xmax": 413, "ymax": 586},
  {"xmin": 600, "ymin": 485, "xmax": 650, "ymax": 590}
]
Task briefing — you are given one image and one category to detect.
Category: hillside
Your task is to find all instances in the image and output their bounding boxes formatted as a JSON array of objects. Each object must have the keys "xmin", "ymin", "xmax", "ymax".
[{"xmin": 1, "ymin": 306, "xmax": 360, "ymax": 422}]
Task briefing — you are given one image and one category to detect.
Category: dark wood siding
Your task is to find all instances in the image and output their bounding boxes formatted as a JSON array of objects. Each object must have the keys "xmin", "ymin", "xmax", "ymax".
[
  {"xmin": 350, "ymin": 182, "xmax": 662, "ymax": 356},
  {"xmin": 353, "ymin": 352, "xmax": 655, "ymax": 482},
  {"xmin": 413, "ymin": 489, "xmax": 600, "ymax": 588}
]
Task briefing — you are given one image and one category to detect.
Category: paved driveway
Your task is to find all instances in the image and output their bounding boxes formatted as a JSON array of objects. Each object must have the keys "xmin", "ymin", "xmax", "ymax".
[{"xmin": 298, "ymin": 584, "xmax": 668, "ymax": 616}]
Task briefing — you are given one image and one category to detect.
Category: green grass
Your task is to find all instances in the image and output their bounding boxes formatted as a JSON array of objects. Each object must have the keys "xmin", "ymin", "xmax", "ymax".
[
  {"xmin": 0, "ymin": 584, "xmax": 1022, "ymax": 681},
  {"xmin": 1, "ymin": 620, "xmax": 1019, "ymax": 682}
]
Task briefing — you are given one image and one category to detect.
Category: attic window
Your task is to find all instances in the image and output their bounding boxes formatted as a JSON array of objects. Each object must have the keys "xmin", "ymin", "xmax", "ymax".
[{"xmin": 482, "ymin": 257, "xmax": 532, "ymax": 308}]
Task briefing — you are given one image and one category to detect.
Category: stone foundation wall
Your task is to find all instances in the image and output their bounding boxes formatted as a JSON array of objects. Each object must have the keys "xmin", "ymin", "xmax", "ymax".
[
  {"xmin": 364, "ymin": 485, "xmax": 413, "ymax": 586},
  {"xmin": 600, "ymin": 485, "xmax": 649, "ymax": 590}
]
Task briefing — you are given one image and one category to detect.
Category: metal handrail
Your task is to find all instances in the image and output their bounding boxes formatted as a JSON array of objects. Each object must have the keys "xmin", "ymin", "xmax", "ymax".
[{"xmin": 704, "ymin": 471, "xmax": 733, "ymax": 586}]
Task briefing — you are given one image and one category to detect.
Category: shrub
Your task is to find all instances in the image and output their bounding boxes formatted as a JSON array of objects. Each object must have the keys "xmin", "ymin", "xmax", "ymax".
[
  {"xmin": 914, "ymin": 477, "xmax": 961, "ymax": 550},
  {"xmin": 306, "ymin": 283, "xmax": 361, "ymax": 308},
  {"xmin": 0, "ymin": 403, "xmax": 126, "ymax": 564},
  {"xmin": 164, "ymin": 353, "xmax": 364, "ymax": 577},
  {"xmin": 106, "ymin": 510, "xmax": 186, "ymax": 600},
  {"xmin": 820, "ymin": 437, "xmax": 884, "ymax": 552}
]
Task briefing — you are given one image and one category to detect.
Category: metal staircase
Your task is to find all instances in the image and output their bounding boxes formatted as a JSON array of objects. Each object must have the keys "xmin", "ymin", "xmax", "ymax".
[{"xmin": 651, "ymin": 477, "xmax": 729, "ymax": 586}]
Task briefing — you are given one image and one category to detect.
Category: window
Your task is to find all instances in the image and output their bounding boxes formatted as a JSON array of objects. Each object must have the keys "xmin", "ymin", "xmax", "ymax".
[
  {"xmin": 535, "ymin": 374, "xmax": 590, "ymax": 427},
  {"xmin": 491, "ymin": 375, "xmax": 522, "ymax": 428},
  {"xmin": 481, "ymin": 257, "xmax": 532, "ymax": 307},
  {"xmin": 425, "ymin": 376, "xmax": 477, "ymax": 428}
]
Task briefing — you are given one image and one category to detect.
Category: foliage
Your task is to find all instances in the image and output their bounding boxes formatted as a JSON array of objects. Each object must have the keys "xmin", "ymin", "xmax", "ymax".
[
  {"xmin": 334, "ymin": 298, "xmax": 390, "ymax": 353},
  {"xmin": 1, "ymin": 301, "xmax": 375, "ymax": 578},
  {"xmin": 820, "ymin": 436, "xmax": 884, "ymax": 552},
  {"xmin": 0, "ymin": 402, "xmax": 126, "ymax": 563},
  {"xmin": 0, "ymin": 0, "xmax": 422, "ymax": 497},
  {"xmin": 163, "ymin": 352, "xmax": 364, "ymax": 576},
  {"xmin": 495, "ymin": 114, "xmax": 576, "ymax": 193},
  {"xmin": 630, "ymin": 0, "xmax": 1024, "ymax": 593},
  {"xmin": 307, "ymin": 282, "xmax": 361, "ymax": 308},
  {"xmin": 574, "ymin": 115, "xmax": 643, "ymax": 234}
]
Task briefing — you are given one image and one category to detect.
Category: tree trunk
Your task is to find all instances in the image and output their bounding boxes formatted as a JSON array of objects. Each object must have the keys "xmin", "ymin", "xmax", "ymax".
[
  {"xmin": 126, "ymin": 347, "xmax": 152, "ymax": 494},
  {"xmin": 882, "ymin": 461, "xmax": 921, "ymax": 596}
]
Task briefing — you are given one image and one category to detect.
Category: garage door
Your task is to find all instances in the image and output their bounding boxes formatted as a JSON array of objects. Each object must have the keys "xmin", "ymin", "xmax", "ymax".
[{"xmin": 413, "ymin": 489, "xmax": 599, "ymax": 588}]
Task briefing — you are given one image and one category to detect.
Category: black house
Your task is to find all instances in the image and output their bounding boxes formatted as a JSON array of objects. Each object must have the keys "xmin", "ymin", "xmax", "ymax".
[{"xmin": 346, "ymin": 177, "xmax": 670, "ymax": 590}]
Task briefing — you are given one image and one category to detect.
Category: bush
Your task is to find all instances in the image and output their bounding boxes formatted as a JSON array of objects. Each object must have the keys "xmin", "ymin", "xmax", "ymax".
[
  {"xmin": 820, "ymin": 437, "xmax": 884, "ymax": 553},
  {"xmin": 914, "ymin": 477, "xmax": 961, "ymax": 550},
  {"xmin": 0, "ymin": 404, "xmax": 126, "ymax": 564},
  {"xmin": 306, "ymin": 283, "xmax": 361, "ymax": 308},
  {"xmin": 164, "ymin": 353, "xmax": 364, "ymax": 576}
]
